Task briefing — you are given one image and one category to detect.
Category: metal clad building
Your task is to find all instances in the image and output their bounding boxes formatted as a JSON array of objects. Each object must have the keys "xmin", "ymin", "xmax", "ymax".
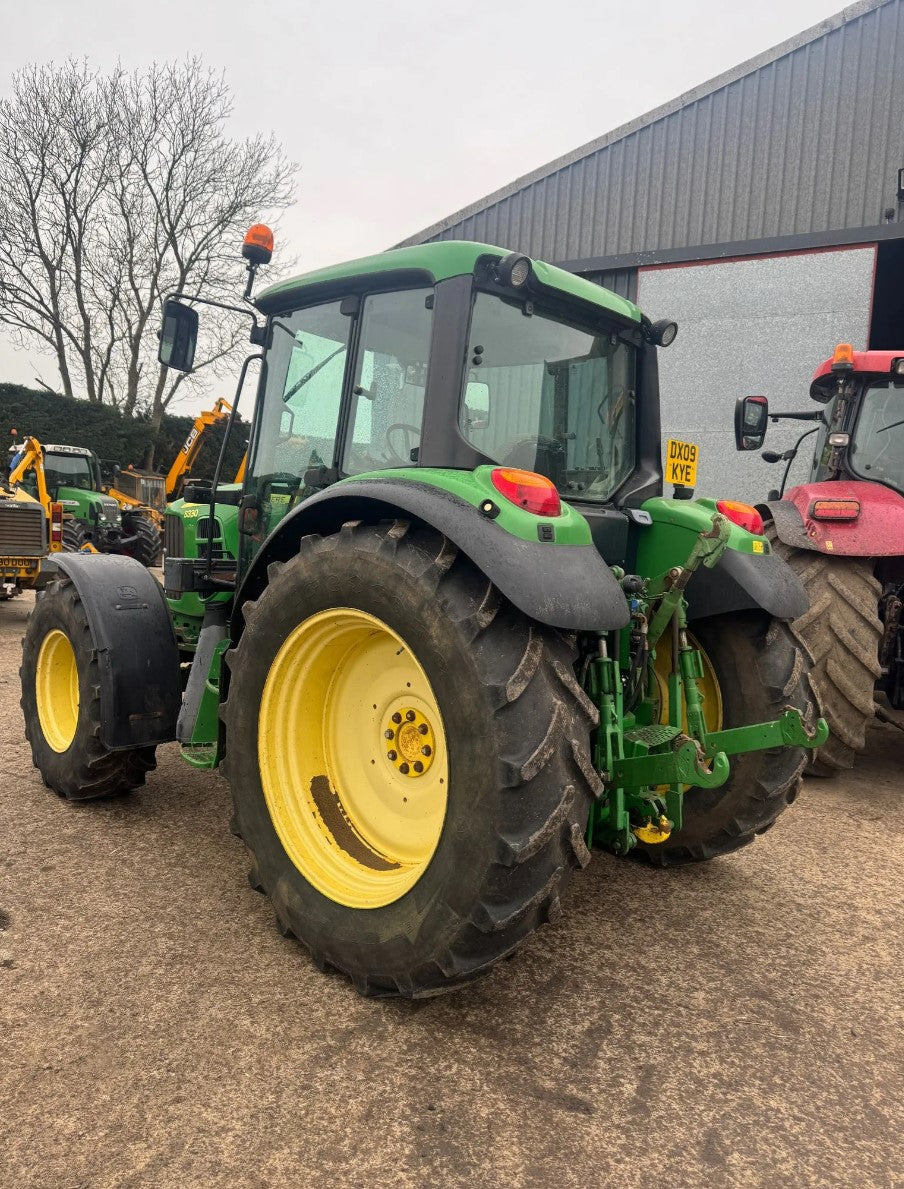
[{"xmin": 398, "ymin": 0, "xmax": 904, "ymax": 501}]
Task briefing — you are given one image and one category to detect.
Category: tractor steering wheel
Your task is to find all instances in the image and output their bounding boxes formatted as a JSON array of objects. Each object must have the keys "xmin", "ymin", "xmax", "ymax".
[
  {"xmin": 386, "ymin": 423, "xmax": 421, "ymax": 464},
  {"xmin": 500, "ymin": 435, "xmax": 564, "ymax": 467}
]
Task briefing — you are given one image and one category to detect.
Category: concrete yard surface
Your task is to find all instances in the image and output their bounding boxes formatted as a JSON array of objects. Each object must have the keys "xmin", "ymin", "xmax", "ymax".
[{"xmin": 0, "ymin": 590, "xmax": 901, "ymax": 1188}]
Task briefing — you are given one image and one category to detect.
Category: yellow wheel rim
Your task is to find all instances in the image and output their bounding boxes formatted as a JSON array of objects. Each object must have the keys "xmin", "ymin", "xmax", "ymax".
[
  {"xmin": 35, "ymin": 629, "xmax": 80, "ymax": 753},
  {"xmin": 652, "ymin": 631, "xmax": 723, "ymax": 734},
  {"xmin": 258, "ymin": 608, "xmax": 449, "ymax": 909}
]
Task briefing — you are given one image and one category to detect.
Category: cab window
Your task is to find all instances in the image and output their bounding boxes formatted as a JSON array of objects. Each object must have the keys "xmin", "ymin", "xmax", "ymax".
[{"xmin": 343, "ymin": 288, "xmax": 433, "ymax": 474}]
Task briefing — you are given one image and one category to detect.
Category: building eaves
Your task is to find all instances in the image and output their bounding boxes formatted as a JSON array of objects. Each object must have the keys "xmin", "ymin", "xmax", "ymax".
[{"xmin": 395, "ymin": 0, "xmax": 893, "ymax": 249}]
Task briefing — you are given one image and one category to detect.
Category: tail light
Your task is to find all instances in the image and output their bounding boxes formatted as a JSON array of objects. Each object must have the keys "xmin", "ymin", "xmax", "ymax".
[
  {"xmin": 810, "ymin": 498, "xmax": 860, "ymax": 520},
  {"xmin": 49, "ymin": 502, "xmax": 64, "ymax": 551},
  {"xmin": 490, "ymin": 468, "xmax": 561, "ymax": 517},
  {"xmin": 716, "ymin": 500, "xmax": 764, "ymax": 535}
]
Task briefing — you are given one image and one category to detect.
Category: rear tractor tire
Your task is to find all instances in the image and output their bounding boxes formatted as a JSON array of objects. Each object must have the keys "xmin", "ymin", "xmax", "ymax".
[
  {"xmin": 638, "ymin": 611, "xmax": 815, "ymax": 865},
  {"xmin": 122, "ymin": 512, "xmax": 162, "ymax": 568},
  {"xmin": 222, "ymin": 520, "xmax": 600, "ymax": 997},
  {"xmin": 767, "ymin": 532, "xmax": 881, "ymax": 775},
  {"xmin": 20, "ymin": 577, "xmax": 157, "ymax": 799}
]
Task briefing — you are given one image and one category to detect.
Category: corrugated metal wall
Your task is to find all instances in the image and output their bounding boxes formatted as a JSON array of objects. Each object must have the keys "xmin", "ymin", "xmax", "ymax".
[{"xmin": 402, "ymin": 0, "xmax": 904, "ymax": 266}]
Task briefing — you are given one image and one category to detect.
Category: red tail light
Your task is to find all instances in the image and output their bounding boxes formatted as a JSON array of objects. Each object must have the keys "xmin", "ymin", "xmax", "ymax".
[
  {"xmin": 490, "ymin": 468, "xmax": 561, "ymax": 517},
  {"xmin": 49, "ymin": 502, "xmax": 64, "ymax": 550},
  {"xmin": 810, "ymin": 498, "xmax": 860, "ymax": 521},
  {"xmin": 716, "ymin": 500, "xmax": 764, "ymax": 535}
]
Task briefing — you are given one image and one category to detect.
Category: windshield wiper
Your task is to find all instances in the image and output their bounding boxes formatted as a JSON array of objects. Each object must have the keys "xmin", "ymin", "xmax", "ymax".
[
  {"xmin": 877, "ymin": 418, "xmax": 904, "ymax": 433},
  {"xmin": 283, "ymin": 345, "xmax": 347, "ymax": 403}
]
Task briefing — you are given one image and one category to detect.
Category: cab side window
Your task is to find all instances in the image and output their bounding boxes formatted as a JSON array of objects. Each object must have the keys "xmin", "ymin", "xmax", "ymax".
[{"xmin": 343, "ymin": 289, "xmax": 433, "ymax": 474}]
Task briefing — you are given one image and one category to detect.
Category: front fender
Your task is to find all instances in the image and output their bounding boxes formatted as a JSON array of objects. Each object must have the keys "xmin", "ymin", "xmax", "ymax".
[
  {"xmin": 235, "ymin": 477, "xmax": 630, "ymax": 633},
  {"xmin": 46, "ymin": 553, "xmax": 181, "ymax": 748}
]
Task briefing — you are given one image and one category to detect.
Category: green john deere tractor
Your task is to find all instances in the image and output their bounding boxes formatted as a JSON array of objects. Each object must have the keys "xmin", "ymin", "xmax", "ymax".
[{"xmin": 19, "ymin": 232, "xmax": 826, "ymax": 997}]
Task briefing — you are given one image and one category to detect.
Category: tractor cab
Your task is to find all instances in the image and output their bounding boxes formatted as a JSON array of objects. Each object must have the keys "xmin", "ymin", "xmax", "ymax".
[
  {"xmin": 112, "ymin": 466, "xmax": 167, "ymax": 515},
  {"xmin": 734, "ymin": 343, "xmax": 904, "ymax": 499},
  {"xmin": 808, "ymin": 346, "xmax": 904, "ymax": 495}
]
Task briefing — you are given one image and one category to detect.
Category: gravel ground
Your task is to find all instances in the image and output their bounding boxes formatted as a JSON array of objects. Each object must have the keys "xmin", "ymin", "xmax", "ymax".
[{"xmin": 1, "ymin": 588, "xmax": 901, "ymax": 1188}]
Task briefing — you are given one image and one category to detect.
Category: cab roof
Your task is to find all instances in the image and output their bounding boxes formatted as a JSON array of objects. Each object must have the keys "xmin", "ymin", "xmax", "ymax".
[
  {"xmin": 256, "ymin": 240, "xmax": 641, "ymax": 325},
  {"xmin": 44, "ymin": 444, "xmax": 94, "ymax": 456}
]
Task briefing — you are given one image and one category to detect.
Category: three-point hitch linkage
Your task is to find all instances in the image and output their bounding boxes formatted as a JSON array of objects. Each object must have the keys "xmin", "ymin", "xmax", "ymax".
[{"xmin": 587, "ymin": 513, "xmax": 828, "ymax": 854}]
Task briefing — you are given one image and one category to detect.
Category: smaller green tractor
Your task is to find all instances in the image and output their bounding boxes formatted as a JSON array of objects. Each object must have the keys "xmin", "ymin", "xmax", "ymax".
[
  {"xmin": 19, "ymin": 230, "xmax": 826, "ymax": 997},
  {"xmin": 8, "ymin": 438, "xmax": 162, "ymax": 567}
]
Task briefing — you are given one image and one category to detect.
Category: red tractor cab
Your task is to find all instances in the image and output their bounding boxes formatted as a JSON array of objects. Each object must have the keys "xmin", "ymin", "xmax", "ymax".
[{"xmin": 734, "ymin": 343, "xmax": 904, "ymax": 772}]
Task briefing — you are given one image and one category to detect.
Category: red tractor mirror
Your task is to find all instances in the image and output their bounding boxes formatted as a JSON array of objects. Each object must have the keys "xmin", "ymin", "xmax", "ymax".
[{"xmin": 735, "ymin": 395, "xmax": 770, "ymax": 451}]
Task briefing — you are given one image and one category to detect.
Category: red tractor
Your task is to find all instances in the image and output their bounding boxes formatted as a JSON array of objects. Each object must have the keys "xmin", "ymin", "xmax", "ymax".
[{"xmin": 735, "ymin": 343, "xmax": 904, "ymax": 774}]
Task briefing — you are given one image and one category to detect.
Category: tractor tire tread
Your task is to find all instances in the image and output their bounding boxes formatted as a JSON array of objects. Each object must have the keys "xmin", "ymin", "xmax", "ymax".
[
  {"xmin": 767, "ymin": 528, "xmax": 881, "ymax": 773},
  {"xmin": 121, "ymin": 512, "xmax": 162, "ymax": 568}
]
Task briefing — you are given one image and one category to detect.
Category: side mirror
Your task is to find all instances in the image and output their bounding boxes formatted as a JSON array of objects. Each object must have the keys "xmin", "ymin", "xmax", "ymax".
[
  {"xmin": 464, "ymin": 381, "xmax": 491, "ymax": 429},
  {"xmin": 159, "ymin": 300, "xmax": 199, "ymax": 372},
  {"xmin": 734, "ymin": 395, "xmax": 769, "ymax": 451}
]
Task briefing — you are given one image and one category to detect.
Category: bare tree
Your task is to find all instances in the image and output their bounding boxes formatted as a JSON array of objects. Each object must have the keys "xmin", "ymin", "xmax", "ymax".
[{"xmin": 0, "ymin": 59, "xmax": 295, "ymax": 430}]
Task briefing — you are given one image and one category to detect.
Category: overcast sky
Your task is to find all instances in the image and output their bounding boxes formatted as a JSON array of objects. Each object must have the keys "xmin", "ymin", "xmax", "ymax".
[{"xmin": 0, "ymin": 0, "xmax": 849, "ymax": 414}]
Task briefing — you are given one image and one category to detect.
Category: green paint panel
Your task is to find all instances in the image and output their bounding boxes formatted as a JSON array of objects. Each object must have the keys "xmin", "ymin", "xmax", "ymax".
[
  {"xmin": 634, "ymin": 496, "xmax": 771, "ymax": 578},
  {"xmin": 337, "ymin": 466, "xmax": 593, "ymax": 545}
]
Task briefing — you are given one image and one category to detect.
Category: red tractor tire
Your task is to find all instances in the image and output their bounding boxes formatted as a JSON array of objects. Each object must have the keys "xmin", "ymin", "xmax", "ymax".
[{"xmin": 767, "ymin": 529, "xmax": 881, "ymax": 775}]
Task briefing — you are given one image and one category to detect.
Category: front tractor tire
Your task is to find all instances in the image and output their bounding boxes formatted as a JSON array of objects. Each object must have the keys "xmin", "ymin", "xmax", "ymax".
[
  {"xmin": 20, "ymin": 578, "xmax": 157, "ymax": 799},
  {"xmin": 121, "ymin": 511, "xmax": 163, "ymax": 568},
  {"xmin": 62, "ymin": 519, "xmax": 90, "ymax": 552},
  {"xmin": 640, "ymin": 612, "xmax": 814, "ymax": 865},
  {"xmin": 767, "ymin": 536, "xmax": 881, "ymax": 775},
  {"xmin": 222, "ymin": 520, "xmax": 600, "ymax": 997}
]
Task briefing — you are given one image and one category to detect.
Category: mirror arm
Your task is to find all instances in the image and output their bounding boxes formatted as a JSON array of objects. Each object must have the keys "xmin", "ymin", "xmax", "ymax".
[
  {"xmin": 164, "ymin": 291, "xmax": 264, "ymax": 343},
  {"xmin": 769, "ymin": 411, "xmax": 825, "ymax": 423}
]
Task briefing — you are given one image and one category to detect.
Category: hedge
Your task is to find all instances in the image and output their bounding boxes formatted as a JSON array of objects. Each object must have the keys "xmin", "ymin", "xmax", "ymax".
[{"xmin": 0, "ymin": 384, "xmax": 249, "ymax": 482}]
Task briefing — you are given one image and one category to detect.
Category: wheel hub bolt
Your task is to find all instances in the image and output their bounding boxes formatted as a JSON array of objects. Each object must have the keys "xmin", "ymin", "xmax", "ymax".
[
  {"xmin": 387, "ymin": 750, "xmax": 397, "ymax": 761},
  {"xmin": 421, "ymin": 745, "xmax": 431, "ymax": 756},
  {"xmin": 413, "ymin": 761, "xmax": 424, "ymax": 773},
  {"xmin": 384, "ymin": 728, "xmax": 395, "ymax": 739},
  {"xmin": 405, "ymin": 710, "xmax": 416, "ymax": 721},
  {"xmin": 399, "ymin": 762, "xmax": 410, "ymax": 775},
  {"xmin": 418, "ymin": 724, "xmax": 429, "ymax": 735},
  {"xmin": 392, "ymin": 712, "xmax": 402, "ymax": 724}
]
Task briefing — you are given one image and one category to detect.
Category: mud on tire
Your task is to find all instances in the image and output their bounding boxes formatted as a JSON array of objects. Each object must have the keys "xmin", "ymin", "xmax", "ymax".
[
  {"xmin": 221, "ymin": 519, "xmax": 601, "ymax": 997},
  {"xmin": 767, "ymin": 530, "xmax": 881, "ymax": 774},
  {"xmin": 20, "ymin": 577, "xmax": 157, "ymax": 799}
]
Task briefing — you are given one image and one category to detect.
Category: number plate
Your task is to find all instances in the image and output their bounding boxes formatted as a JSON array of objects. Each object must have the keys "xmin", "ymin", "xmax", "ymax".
[{"xmin": 665, "ymin": 439, "xmax": 699, "ymax": 488}]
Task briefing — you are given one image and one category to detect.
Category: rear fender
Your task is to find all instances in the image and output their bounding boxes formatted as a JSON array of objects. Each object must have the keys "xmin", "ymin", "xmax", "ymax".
[
  {"xmin": 234, "ymin": 478, "xmax": 630, "ymax": 635},
  {"xmin": 46, "ymin": 553, "xmax": 181, "ymax": 749},
  {"xmin": 763, "ymin": 481, "xmax": 904, "ymax": 557},
  {"xmin": 636, "ymin": 496, "xmax": 808, "ymax": 621}
]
